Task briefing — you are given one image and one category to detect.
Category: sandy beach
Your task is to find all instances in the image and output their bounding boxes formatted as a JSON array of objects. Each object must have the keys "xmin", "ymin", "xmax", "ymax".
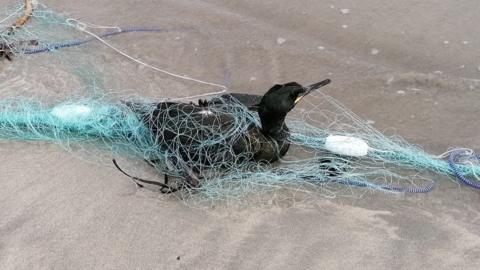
[{"xmin": 1, "ymin": 0, "xmax": 480, "ymax": 269}]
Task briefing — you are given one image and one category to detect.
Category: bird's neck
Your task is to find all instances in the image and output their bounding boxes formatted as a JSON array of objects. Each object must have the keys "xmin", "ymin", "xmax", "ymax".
[{"xmin": 258, "ymin": 110, "xmax": 289, "ymax": 141}]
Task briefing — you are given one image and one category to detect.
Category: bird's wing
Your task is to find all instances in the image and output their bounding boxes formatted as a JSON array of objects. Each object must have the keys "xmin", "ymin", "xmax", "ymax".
[{"xmin": 208, "ymin": 93, "xmax": 262, "ymax": 111}]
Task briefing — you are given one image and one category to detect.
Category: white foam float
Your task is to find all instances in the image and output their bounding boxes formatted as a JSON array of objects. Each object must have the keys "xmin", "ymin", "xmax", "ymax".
[
  {"xmin": 51, "ymin": 104, "xmax": 92, "ymax": 121},
  {"xmin": 325, "ymin": 135, "xmax": 369, "ymax": 157}
]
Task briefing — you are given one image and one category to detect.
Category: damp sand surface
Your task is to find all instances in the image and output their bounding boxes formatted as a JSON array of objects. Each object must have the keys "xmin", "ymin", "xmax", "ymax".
[{"xmin": 1, "ymin": 0, "xmax": 480, "ymax": 269}]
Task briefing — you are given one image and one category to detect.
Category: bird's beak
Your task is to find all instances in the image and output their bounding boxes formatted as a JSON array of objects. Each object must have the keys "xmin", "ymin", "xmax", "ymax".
[{"xmin": 294, "ymin": 79, "xmax": 331, "ymax": 104}]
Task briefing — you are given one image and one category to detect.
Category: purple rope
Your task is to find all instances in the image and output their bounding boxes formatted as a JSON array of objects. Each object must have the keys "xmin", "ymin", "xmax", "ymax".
[
  {"xmin": 334, "ymin": 178, "xmax": 435, "ymax": 193},
  {"xmin": 448, "ymin": 150, "xmax": 480, "ymax": 189},
  {"xmin": 21, "ymin": 27, "xmax": 181, "ymax": 54}
]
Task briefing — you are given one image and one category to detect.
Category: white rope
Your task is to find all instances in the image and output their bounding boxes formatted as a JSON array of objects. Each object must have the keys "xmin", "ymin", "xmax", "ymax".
[
  {"xmin": 466, "ymin": 160, "xmax": 480, "ymax": 181},
  {"xmin": 65, "ymin": 18, "xmax": 228, "ymax": 98},
  {"xmin": 435, "ymin": 148, "xmax": 474, "ymax": 159}
]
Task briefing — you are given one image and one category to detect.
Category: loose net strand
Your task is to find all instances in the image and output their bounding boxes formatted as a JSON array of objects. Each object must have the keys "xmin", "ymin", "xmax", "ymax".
[{"xmin": 64, "ymin": 18, "xmax": 228, "ymax": 96}]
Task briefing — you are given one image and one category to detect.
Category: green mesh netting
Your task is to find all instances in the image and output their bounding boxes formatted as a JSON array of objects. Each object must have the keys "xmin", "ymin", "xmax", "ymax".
[{"xmin": 1, "ymin": 1, "xmax": 479, "ymax": 203}]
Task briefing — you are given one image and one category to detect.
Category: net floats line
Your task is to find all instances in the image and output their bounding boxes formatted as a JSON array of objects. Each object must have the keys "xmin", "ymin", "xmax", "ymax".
[{"xmin": 289, "ymin": 133, "xmax": 480, "ymax": 190}]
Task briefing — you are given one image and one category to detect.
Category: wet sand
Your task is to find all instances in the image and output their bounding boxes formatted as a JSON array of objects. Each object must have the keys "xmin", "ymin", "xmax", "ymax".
[{"xmin": 1, "ymin": 0, "xmax": 480, "ymax": 269}]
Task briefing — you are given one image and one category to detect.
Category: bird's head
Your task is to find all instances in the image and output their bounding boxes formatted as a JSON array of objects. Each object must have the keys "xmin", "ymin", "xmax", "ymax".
[
  {"xmin": 257, "ymin": 79, "xmax": 331, "ymax": 114},
  {"xmin": 256, "ymin": 79, "xmax": 331, "ymax": 138}
]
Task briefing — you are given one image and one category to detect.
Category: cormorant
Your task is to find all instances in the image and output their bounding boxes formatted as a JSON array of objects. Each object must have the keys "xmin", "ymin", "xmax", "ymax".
[{"xmin": 120, "ymin": 79, "xmax": 331, "ymax": 191}]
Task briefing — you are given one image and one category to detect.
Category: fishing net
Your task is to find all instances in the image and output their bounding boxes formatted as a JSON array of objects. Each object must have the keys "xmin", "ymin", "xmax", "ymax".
[{"xmin": 1, "ymin": 1, "xmax": 479, "ymax": 204}]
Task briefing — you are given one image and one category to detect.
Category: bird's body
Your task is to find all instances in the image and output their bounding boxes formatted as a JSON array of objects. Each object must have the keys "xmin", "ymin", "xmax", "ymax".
[
  {"xmin": 132, "ymin": 98, "xmax": 290, "ymax": 169},
  {"xmin": 126, "ymin": 79, "xmax": 331, "ymax": 187}
]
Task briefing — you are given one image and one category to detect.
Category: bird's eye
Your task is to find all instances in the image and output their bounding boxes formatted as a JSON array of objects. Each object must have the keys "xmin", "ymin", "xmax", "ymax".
[{"xmin": 289, "ymin": 92, "xmax": 298, "ymax": 99}]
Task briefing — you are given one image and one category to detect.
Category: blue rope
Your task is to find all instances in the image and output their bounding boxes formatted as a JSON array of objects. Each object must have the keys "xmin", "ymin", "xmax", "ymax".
[
  {"xmin": 335, "ymin": 178, "xmax": 435, "ymax": 193},
  {"xmin": 448, "ymin": 150, "xmax": 480, "ymax": 189},
  {"xmin": 21, "ymin": 27, "xmax": 177, "ymax": 54}
]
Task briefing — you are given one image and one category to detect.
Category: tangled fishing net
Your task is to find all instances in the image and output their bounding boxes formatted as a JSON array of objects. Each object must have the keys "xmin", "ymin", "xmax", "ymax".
[{"xmin": 1, "ymin": 1, "xmax": 479, "ymax": 203}]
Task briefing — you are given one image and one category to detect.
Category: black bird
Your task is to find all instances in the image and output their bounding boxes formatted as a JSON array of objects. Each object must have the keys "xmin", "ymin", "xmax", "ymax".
[{"xmin": 123, "ymin": 79, "xmax": 331, "ymax": 190}]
